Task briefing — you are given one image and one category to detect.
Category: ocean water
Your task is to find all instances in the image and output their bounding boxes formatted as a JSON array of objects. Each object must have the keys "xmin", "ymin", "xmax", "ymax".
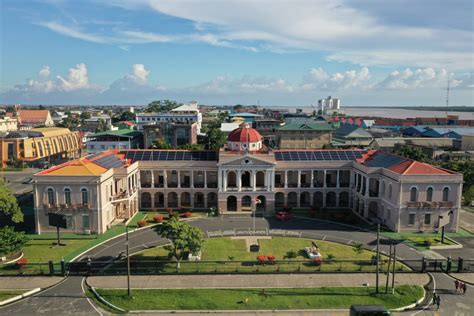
[{"xmin": 291, "ymin": 107, "xmax": 474, "ymax": 120}]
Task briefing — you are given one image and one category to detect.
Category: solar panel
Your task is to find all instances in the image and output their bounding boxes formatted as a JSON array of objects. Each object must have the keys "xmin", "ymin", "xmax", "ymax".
[
  {"xmin": 274, "ymin": 150, "xmax": 368, "ymax": 161},
  {"xmin": 93, "ymin": 154, "xmax": 125, "ymax": 169},
  {"xmin": 120, "ymin": 150, "xmax": 219, "ymax": 162}
]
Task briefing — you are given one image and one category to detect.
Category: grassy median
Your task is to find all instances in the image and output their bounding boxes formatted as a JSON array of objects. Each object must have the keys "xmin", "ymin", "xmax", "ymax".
[
  {"xmin": 0, "ymin": 290, "xmax": 26, "ymax": 301},
  {"xmin": 94, "ymin": 285, "xmax": 423, "ymax": 311}
]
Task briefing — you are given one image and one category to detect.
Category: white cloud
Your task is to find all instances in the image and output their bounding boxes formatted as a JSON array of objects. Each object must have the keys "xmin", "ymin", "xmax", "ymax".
[
  {"xmin": 375, "ymin": 67, "xmax": 460, "ymax": 90},
  {"xmin": 186, "ymin": 76, "xmax": 294, "ymax": 95},
  {"xmin": 37, "ymin": 1, "xmax": 471, "ymax": 70},
  {"xmin": 38, "ymin": 66, "xmax": 51, "ymax": 78},
  {"xmin": 56, "ymin": 63, "xmax": 91, "ymax": 91},
  {"xmin": 128, "ymin": 64, "xmax": 150, "ymax": 82},
  {"xmin": 302, "ymin": 67, "xmax": 371, "ymax": 90}
]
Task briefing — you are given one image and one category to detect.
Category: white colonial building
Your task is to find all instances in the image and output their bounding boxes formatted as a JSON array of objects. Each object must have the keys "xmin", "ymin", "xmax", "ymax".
[
  {"xmin": 33, "ymin": 125, "xmax": 463, "ymax": 234},
  {"xmin": 136, "ymin": 103, "xmax": 202, "ymax": 134}
]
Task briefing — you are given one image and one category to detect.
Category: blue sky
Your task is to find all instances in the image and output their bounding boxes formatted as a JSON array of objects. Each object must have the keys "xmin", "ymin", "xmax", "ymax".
[{"xmin": 0, "ymin": 0, "xmax": 472, "ymax": 106}]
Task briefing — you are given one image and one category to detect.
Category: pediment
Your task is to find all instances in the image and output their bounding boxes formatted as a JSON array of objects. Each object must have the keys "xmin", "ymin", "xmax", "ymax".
[{"xmin": 219, "ymin": 154, "xmax": 276, "ymax": 167}]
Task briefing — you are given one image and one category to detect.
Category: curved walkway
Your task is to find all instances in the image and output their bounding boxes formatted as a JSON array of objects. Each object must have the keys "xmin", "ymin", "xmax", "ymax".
[{"xmin": 0, "ymin": 216, "xmax": 471, "ymax": 315}]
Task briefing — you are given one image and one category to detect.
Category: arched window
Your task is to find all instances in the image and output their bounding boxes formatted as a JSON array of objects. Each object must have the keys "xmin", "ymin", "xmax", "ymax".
[
  {"xmin": 381, "ymin": 181, "xmax": 385, "ymax": 197},
  {"xmin": 442, "ymin": 187, "xmax": 450, "ymax": 202},
  {"xmin": 64, "ymin": 188, "xmax": 71, "ymax": 205},
  {"xmin": 427, "ymin": 187, "xmax": 433, "ymax": 202},
  {"xmin": 410, "ymin": 187, "xmax": 417, "ymax": 202},
  {"xmin": 47, "ymin": 188, "xmax": 55, "ymax": 205},
  {"xmin": 81, "ymin": 188, "xmax": 89, "ymax": 205},
  {"xmin": 388, "ymin": 184, "xmax": 392, "ymax": 199}
]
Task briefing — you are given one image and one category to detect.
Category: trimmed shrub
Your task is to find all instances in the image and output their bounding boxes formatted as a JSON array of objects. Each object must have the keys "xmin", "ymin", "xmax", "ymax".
[
  {"xmin": 168, "ymin": 212, "xmax": 179, "ymax": 219},
  {"xmin": 165, "ymin": 208, "xmax": 173, "ymax": 214},
  {"xmin": 153, "ymin": 215, "xmax": 164, "ymax": 223},
  {"xmin": 137, "ymin": 220, "xmax": 147, "ymax": 227},
  {"xmin": 180, "ymin": 212, "xmax": 192, "ymax": 218}
]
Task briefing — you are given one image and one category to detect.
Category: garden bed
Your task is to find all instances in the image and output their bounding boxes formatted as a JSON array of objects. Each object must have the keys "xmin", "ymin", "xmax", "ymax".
[{"xmin": 93, "ymin": 285, "xmax": 423, "ymax": 311}]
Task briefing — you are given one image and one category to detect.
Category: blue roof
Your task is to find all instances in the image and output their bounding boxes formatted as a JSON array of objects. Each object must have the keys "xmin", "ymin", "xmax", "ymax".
[
  {"xmin": 428, "ymin": 127, "xmax": 474, "ymax": 136},
  {"xmin": 228, "ymin": 112, "xmax": 264, "ymax": 117}
]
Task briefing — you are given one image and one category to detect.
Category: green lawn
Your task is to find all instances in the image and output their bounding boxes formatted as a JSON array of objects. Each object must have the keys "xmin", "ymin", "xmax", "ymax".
[
  {"xmin": 95, "ymin": 285, "xmax": 423, "ymax": 311},
  {"xmin": 382, "ymin": 231, "xmax": 460, "ymax": 250},
  {"xmin": 0, "ymin": 290, "xmax": 25, "ymax": 301},
  {"xmin": 128, "ymin": 237, "xmax": 407, "ymax": 273}
]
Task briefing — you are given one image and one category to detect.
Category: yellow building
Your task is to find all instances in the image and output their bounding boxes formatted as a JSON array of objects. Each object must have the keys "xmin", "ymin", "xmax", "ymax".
[{"xmin": 0, "ymin": 127, "xmax": 82, "ymax": 167}]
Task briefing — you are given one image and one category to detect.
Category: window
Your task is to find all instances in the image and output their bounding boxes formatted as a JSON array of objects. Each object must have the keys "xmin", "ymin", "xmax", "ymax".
[
  {"xmin": 408, "ymin": 213, "xmax": 415, "ymax": 225},
  {"xmin": 388, "ymin": 184, "xmax": 392, "ymax": 199},
  {"xmin": 410, "ymin": 187, "xmax": 417, "ymax": 202},
  {"xmin": 381, "ymin": 181, "xmax": 385, "ymax": 196},
  {"xmin": 65, "ymin": 215, "xmax": 73, "ymax": 229},
  {"xmin": 442, "ymin": 187, "xmax": 449, "ymax": 202},
  {"xmin": 81, "ymin": 188, "xmax": 89, "ymax": 205},
  {"xmin": 386, "ymin": 208, "xmax": 391, "ymax": 219},
  {"xmin": 47, "ymin": 188, "xmax": 55, "ymax": 205},
  {"xmin": 424, "ymin": 214, "xmax": 431, "ymax": 225},
  {"xmin": 427, "ymin": 187, "xmax": 433, "ymax": 202},
  {"xmin": 64, "ymin": 188, "xmax": 71, "ymax": 205}
]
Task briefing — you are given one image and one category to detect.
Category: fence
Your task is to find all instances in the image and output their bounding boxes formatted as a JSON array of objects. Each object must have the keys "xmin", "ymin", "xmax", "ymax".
[{"xmin": 1, "ymin": 257, "xmax": 472, "ymax": 277}]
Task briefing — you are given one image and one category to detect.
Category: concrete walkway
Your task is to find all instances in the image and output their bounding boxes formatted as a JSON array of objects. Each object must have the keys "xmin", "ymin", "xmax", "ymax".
[
  {"xmin": 449, "ymin": 272, "xmax": 474, "ymax": 284},
  {"xmin": 88, "ymin": 273, "xmax": 429, "ymax": 289},
  {"xmin": 0, "ymin": 277, "xmax": 64, "ymax": 290}
]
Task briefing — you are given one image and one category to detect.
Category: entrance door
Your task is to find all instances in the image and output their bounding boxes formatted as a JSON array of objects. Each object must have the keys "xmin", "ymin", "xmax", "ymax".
[
  {"xmin": 256, "ymin": 195, "xmax": 266, "ymax": 213},
  {"xmin": 82, "ymin": 214, "xmax": 90, "ymax": 231}
]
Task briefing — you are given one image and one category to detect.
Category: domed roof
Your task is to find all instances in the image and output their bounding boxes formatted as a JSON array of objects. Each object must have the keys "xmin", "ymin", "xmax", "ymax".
[{"xmin": 227, "ymin": 123, "xmax": 262, "ymax": 143}]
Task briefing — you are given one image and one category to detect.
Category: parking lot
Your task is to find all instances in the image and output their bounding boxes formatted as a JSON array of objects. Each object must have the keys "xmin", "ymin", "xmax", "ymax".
[{"xmin": 1, "ymin": 168, "xmax": 40, "ymax": 196}]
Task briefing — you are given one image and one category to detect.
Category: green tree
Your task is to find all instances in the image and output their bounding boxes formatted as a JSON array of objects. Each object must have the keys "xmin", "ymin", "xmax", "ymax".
[
  {"xmin": 178, "ymin": 143, "xmax": 204, "ymax": 150},
  {"xmin": 0, "ymin": 226, "xmax": 28, "ymax": 256},
  {"xmin": 146, "ymin": 100, "xmax": 180, "ymax": 113},
  {"xmin": 0, "ymin": 181, "xmax": 23, "ymax": 223},
  {"xmin": 80, "ymin": 112, "xmax": 91, "ymax": 122},
  {"xmin": 119, "ymin": 111, "xmax": 136, "ymax": 122},
  {"xmin": 159, "ymin": 217, "xmax": 204, "ymax": 269},
  {"xmin": 206, "ymin": 127, "xmax": 226, "ymax": 150},
  {"xmin": 396, "ymin": 145, "xmax": 429, "ymax": 162},
  {"xmin": 463, "ymin": 185, "xmax": 474, "ymax": 206},
  {"xmin": 150, "ymin": 139, "xmax": 173, "ymax": 149}
]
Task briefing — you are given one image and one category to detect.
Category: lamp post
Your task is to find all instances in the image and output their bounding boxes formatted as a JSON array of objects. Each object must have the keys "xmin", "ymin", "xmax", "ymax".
[
  {"xmin": 375, "ymin": 223, "xmax": 380, "ymax": 294},
  {"xmin": 126, "ymin": 225, "xmax": 131, "ymax": 297}
]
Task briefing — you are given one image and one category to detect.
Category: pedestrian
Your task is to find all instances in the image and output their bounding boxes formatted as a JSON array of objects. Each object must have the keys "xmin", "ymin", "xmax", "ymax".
[
  {"xmin": 455, "ymin": 279, "xmax": 459, "ymax": 292},
  {"xmin": 462, "ymin": 282, "xmax": 467, "ymax": 294},
  {"xmin": 436, "ymin": 295, "xmax": 440, "ymax": 311}
]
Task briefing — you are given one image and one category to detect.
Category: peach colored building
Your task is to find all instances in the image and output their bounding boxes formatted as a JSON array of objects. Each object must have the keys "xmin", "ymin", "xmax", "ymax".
[{"xmin": 33, "ymin": 125, "xmax": 463, "ymax": 234}]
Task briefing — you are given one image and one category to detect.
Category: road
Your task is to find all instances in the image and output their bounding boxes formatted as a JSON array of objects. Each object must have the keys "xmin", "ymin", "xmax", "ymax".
[{"xmin": 1, "ymin": 216, "xmax": 473, "ymax": 315}]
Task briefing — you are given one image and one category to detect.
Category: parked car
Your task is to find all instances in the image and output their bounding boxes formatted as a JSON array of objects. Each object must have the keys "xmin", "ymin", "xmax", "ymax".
[
  {"xmin": 276, "ymin": 211, "xmax": 293, "ymax": 221},
  {"xmin": 22, "ymin": 177, "xmax": 33, "ymax": 184}
]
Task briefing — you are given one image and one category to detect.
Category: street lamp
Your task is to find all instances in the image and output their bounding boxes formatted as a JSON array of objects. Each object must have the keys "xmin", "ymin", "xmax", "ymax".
[{"xmin": 126, "ymin": 225, "xmax": 131, "ymax": 297}]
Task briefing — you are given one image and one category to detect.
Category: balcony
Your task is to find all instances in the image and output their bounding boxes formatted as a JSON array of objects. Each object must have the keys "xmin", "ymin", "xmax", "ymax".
[
  {"xmin": 112, "ymin": 191, "xmax": 129, "ymax": 202},
  {"xmin": 301, "ymin": 183, "xmax": 311, "ymax": 188},
  {"xmin": 275, "ymin": 183, "xmax": 285, "ymax": 188},
  {"xmin": 43, "ymin": 203, "xmax": 90, "ymax": 213},
  {"xmin": 369, "ymin": 191, "xmax": 379, "ymax": 198},
  {"xmin": 207, "ymin": 183, "xmax": 218, "ymax": 189},
  {"xmin": 193, "ymin": 183, "xmax": 205, "ymax": 188}
]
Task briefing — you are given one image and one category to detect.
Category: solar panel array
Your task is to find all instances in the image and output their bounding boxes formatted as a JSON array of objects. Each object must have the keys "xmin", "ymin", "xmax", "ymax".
[
  {"xmin": 121, "ymin": 150, "xmax": 218, "ymax": 162},
  {"xmin": 274, "ymin": 150, "xmax": 367, "ymax": 161},
  {"xmin": 93, "ymin": 154, "xmax": 126, "ymax": 169},
  {"xmin": 363, "ymin": 152, "xmax": 407, "ymax": 168}
]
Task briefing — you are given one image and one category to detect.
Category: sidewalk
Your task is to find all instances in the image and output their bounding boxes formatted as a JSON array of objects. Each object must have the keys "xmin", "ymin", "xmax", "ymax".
[
  {"xmin": 88, "ymin": 273, "xmax": 429, "ymax": 289},
  {"xmin": 449, "ymin": 272, "xmax": 474, "ymax": 285},
  {"xmin": 0, "ymin": 276, "xmax": 64, "ymax": 289}
]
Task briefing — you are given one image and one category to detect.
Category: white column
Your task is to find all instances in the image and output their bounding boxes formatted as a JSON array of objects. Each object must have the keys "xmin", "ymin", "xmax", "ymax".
[
  {"xmin": 323, "ymin": 170, "xmax": 327, "ymax": 188},
  {"xmin": 238, "ymin": 170, "xmax": 242, "ymax": 191},
  {"xmin": 151, "ymin": 171, "xmax": 154, "ymax": 188},
  {"xmin": 311, "ymin": 170, "xmax": 314, "ymax": 188},
  {"xmin": 252, "ymin": 170, "xmax": 256, "ymax": 191},
  {"xmin": 190, "ymin": 171, "xmax": 194, "ymax": 189},
  {"xmin": 297, "ymin": 170, "xmax": 301, "ymax": 188},
  {"xmin": 177, "ymin": 170, "xmax": 181, "ymax": 188},
  {"xmin": 204, "ymin": 171, "xmax": 207, "ymax": 188},
  {"xmin": 336, "ymin": 170, "xmax": 340, "ymax": 188},
  {"xmin": 271, "ymin": 170, "xmax": 275, "ymax": 191},
  {"xmin": 365, "ymin": 177, "xmax": 369, "ymax": 196},
  {"xmin": 223, "ymin": 170, "xmax": 227, "ymax": 192},
  {"xmin": 284, "ymin": 171, "xmax": 288, "ymax": 189}
]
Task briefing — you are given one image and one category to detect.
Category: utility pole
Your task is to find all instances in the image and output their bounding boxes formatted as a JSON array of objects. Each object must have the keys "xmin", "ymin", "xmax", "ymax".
[
  {"xmin": 385, "ymin": 243, "xmax": 392, "ymax": 294},
  {"xmin": 126, "ymin": 225, "xmax": 131, "ymax": 297},
  {"xmin": 391, "ymin": 244, "xmax": 397, "ymax": 294},
  {"xmin": 376, "ymin": 223, "xmax": 380, "ymax": 294}
]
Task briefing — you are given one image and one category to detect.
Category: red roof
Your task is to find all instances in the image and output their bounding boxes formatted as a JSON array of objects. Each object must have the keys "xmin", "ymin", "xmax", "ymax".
[
  {"xmin": 17, "ymin": 110, "xmax": 50, "ymax": 123},
  {"xmin": 396, "ymin": 161, "xmax": 453, "ymax": 175},
  {"xmin": 227, "ymin": 125, "xmax": 262, "ymax": 142}
]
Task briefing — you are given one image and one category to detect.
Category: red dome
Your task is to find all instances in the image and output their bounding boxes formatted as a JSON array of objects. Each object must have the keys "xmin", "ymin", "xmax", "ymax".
[{"xmin": 227, "ymin": 124, "xmax": 262, "ymax": 143}]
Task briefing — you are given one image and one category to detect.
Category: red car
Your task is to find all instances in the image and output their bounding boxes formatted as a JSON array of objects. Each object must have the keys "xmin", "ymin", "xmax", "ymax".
[{"xmin": 276, "ymin": 211, "xmax": 293, "ymax": 221}]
